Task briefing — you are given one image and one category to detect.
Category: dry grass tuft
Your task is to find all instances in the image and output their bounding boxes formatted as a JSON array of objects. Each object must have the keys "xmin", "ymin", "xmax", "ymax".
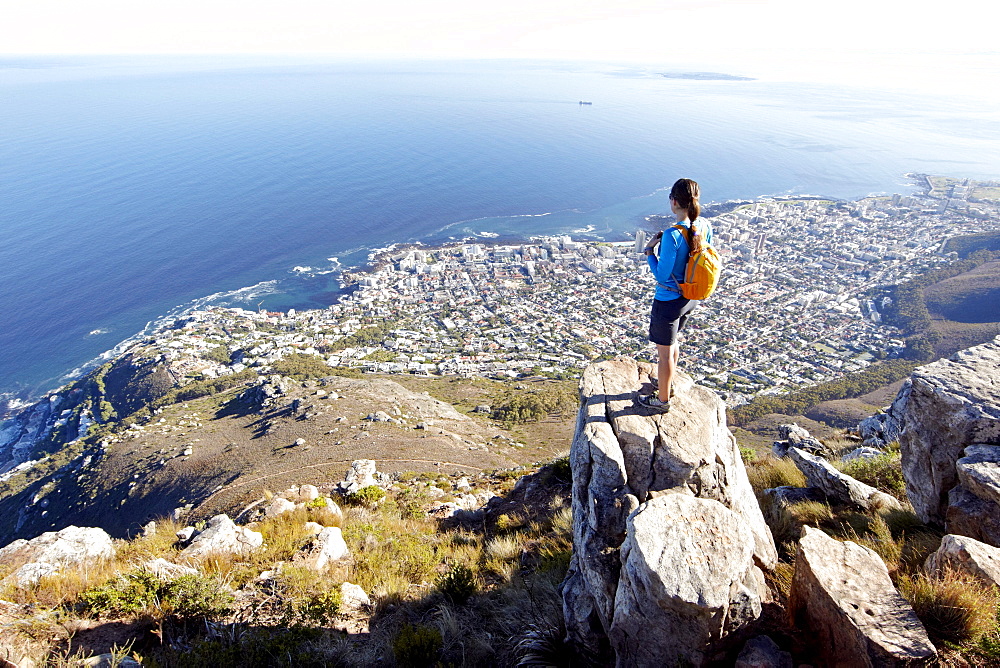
[
  {"xmin": 746, "ymin": 454, "xmax": 807, "ymax": 495},
  {"xmin": 899, "ymin": 569, "xmax": 1000, "ymax": 646}
]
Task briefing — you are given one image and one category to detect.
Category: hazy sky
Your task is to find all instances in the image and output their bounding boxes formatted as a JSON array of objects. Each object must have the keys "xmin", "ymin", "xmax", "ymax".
[{"xmin": 3, "ymin": 0, "xmax": 997, "ymax": 94}]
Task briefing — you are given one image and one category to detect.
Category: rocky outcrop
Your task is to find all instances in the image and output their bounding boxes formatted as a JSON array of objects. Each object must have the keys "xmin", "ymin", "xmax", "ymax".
[
  {"xmin": 0, "ymin": 526, "xmax": 114, "ymax": 587},
  {"xmin": 857, "ymin": 389, "xmax": 908, "ymax": 450},
  {"xmin": 179, "ymin": 514, "xmax": 263, "ymax": 559},
  {"xmin": 925, "ymin": 533, "xmax": 1000, "ymax": 588},
  {"xmin": 897, "ymin": 338, "xmax": 1000, "ymax": 524},
  {"xmin": 337, "ymin": 459, "xmax": 381, "ymax": 495},
  {"xmin": 788, "ymin": 447, "xmax": 901, "ymax": 511},
  {"xmin": 561, "ymin": 358, "xmax": 776, "ymax": 665},
  {"xmin": 789, "ymin": 526, "xmax": 935, "ymax": 666},
  {"xmin": 238, "ymin": 374, "xmax": 289, "ymax": 411},
  {"xmin": 609, "ymin": 494, "xmax": 768, "ymax": 666},
  {"xmin": 772, "ymin": 423, "xmax": 828, "ymax": 458}
]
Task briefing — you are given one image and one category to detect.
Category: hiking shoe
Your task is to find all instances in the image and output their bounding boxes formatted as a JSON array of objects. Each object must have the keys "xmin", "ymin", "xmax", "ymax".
[
  {"xmin": 648, "ymin": 378, "xmax": 675, "ymax": 398},
  {"xmin": 637, "ymin": 393, "xmax": 671, "ymax": 413}
]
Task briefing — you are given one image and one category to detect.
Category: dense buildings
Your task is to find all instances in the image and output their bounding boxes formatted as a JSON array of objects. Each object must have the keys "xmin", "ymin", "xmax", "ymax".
[{"xmin": 143, "ymin": 177, "xmax": 1000, "ymax": 407}]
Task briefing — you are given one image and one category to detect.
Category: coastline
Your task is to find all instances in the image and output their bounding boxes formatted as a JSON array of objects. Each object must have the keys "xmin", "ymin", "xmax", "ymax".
[{"xmin": 0, "ymin": 174, "xmax": 940, "ymax": 419}]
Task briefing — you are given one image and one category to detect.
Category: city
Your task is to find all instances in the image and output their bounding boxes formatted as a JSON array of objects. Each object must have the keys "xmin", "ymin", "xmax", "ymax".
[{"xmin": 141, "ymin": 176, "xmax": 1000, "ymax": 407}]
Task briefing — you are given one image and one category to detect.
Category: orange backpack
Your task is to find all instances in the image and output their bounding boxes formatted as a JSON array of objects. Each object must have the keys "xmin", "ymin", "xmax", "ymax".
[{"xmin": 669, "ymin": 223, "xmax": 722, "ymax": 300}]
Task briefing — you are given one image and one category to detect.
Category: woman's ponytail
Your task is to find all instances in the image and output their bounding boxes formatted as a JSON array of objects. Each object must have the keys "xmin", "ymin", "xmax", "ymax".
[{"xmin": 670, "ymin": 178, "xmax": 701, "ymax": 222}]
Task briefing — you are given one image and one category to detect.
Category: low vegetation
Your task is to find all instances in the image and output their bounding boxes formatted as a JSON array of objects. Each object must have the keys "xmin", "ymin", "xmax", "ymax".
[
  {"xmin": 0, "ymin": 462, "xmax": 573, "ymax": 667},
  {"xmin": 743, "ymin": 429, "xmax": 1000, "ymax": 662}
]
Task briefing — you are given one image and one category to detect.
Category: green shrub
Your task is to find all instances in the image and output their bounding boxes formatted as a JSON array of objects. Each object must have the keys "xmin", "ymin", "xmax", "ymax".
[
  {"xmin": 344, "ymin": 485, "xmax": 386, "ymax": 507},
  {"xmin": 547, "ymin": 456, "xmax": 571, "ymax": 483},
  {"xmin": 436, "ymin": 563, "xmax": 477, "ymax": 604},
  {"xmin": 81, "ymin": 571, "xmax": 233, "ymax": 621},
  {"xmin": 839, "ymin": 452, "xmax": 906, "ymax": 499},
  {"xmin": 739, "ymin": 446, "xmax": 757, "ymax": 463},
  {"xmin": 746, "ymin": 455, "xmax": 807, "ymax": 495},
  {"xmin": 393, "ymin": 623, "xmax": 443, "ymax": 668},
  {"xmin": 161, "ymin": 573, "xmax": 234, "ymax": 619},
  {"xmin": 80, "ymin": 570, "xmax": 160, "ymax": 616}
]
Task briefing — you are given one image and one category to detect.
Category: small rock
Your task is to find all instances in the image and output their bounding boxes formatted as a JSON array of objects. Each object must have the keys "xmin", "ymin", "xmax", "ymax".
[
  {"xmin": 294, "ymin": 437, "xmax": 306, "ymax": 447},
  {"xmin": 788, "ymin": 447, "xmax": 901, "ymax": 511},
  {"xmin": 180, "ymin": 514, "xmax": 264, "ymax": 559},
  {"xmin": 144, "ymin": 557, "xmax": 198, "ymax": 579},
  {"xmin": 735, "ymin": 635, "xmax": 793, "ymax": 668},
  {"xmin": 142, "ymin": 521, "xmax": 157, "ymax": 537},
  {"xmin": 303, "ymin": 521, "xmax": 324, "ymax": 536},
  {"xmin": 81, "ymin": 655, "xmax": 142, "ymax": 668},
  {"xmin": 842, "ymin": 447, "xmax": 885, "ymax": 463},
  {"xmin": 789, "ymin": 526, "xmax": 935, "ymax": 665},
  {"xmin": 340, "ymin": 582, "xmax": 371, "ymax": 611},
  {"xmin": 265, "ymin": 497, "xmax": 297, "ymax": 518},
  {"xmin": 176, "ymin": 526, "xmax": 196, "ymax": 543},
  {"xmin": 181, "ymin": 446, "xmax": 193, "ymax": 457}
]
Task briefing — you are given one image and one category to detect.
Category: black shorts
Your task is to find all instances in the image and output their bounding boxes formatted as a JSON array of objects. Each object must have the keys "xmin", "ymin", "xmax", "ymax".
[{"xmin": 649, "ymin": 298, "xmax": 696, "ymax": 346}]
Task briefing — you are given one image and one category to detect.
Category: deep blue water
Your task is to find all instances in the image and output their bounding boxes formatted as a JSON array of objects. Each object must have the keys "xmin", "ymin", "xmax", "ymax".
[{"xmin": 2, "ymin": 57, "xmax": 1000, "ymax": 405}]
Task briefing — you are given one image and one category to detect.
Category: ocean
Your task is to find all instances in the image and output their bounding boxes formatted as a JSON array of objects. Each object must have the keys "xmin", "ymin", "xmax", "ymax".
[{"xmin": 2, "ymin": 56, "xmax": 999, "ymax": 407}]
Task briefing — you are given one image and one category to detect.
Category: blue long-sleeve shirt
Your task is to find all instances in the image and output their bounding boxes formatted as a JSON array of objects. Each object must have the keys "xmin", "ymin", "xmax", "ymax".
[{"xmin": 647, "ymin": 220, "xmax": 714, "ymax": 301}]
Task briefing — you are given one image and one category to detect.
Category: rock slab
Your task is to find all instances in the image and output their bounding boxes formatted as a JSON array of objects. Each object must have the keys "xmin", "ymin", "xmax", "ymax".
[
  {"xmin": 898, "ymin": 337, "xmax": 1000, "ymax": 524},
  {"xmin": 180, "ymin": 514, "xmax": 263, "ymax": 559},
  {"xmin": 609, "ymin": 494, "xmax": 766, "ymax": 667},
  {"xmin": 925, "ymin": 533, "xmax": 1000, "ymax": 588},
  {"xmin": 789, "ymin": 526, "xmax": 936, "ymax": 666},
  {"xmin": 0, "ymin": 526, "xmax": 114, "ymax": 587},
  {"xmin": 788, "ymin": 446, "xmax": 901, "ymax": 511}
]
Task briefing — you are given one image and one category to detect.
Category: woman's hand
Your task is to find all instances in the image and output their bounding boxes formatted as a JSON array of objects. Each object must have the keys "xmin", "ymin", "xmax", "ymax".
[{"xmin": 644, "ymin": 231, "xmax": 663, "ymax": 255}]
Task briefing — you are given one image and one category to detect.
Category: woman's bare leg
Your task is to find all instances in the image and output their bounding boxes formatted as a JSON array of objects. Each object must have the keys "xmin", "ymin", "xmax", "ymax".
[{"xmin": 656, "ymin": 343, "xmax": 678, "ymax": 402}]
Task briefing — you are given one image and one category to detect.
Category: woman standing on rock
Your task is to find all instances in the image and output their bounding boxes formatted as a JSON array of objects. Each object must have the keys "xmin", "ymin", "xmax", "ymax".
[{"xmin": 638, "ymin": 178, "xmax": 713, "ymax": 413}]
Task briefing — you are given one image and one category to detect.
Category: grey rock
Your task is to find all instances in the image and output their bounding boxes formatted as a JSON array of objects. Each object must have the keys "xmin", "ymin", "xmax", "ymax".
[
  {"xmin": 789, "ymin": 526, "xmax": 935, "ymax": 666},
  {"xmin": 925, "ymin": 534, "xmax": 1000, "ymax": 588},
  {"xmin": 180, "ymin": 514, "xmax": 263, "ymax": 559},
  {"xmin": 81, "ymin": 655, "xmax": 142, "ymax": 668},
  {"xmin": 735, "ymin": 635, "xmax": 793, "ymax": 668},
  {"xmin": 788, "ymin": 447, "xmax": 901, "ymax": 511},
  {"xmin": 299, "ymin": 526, "xmax": 349, "ymax": 571},
  {"xmin": 339, "ymin": 459, "xmax": 379, "ymax": 495},
  {"xmin": 561, "ymin": 358, "xmax": 775, "ymax": 663},
  {"xmin": 0, "ymin": 526, "xmax": 115, "ymax": 587},
  {"xmin": 956, "ymin": 444, "xmax": 1000, "ymax": 508},
  {"xmin": 899, "ymin": 338, "xmax": 1000, "ymax": 524},
  {"xmin": 176, "ymin": 526, "xmax": 195, "ymax": 543},
  {"xmin": 772, "ymin": 424, "xmax": 828, "ymax": 457},
  {"xmin": 609, "ymin": 494, "xmax": 766, "ymax": 667},
  {"xmin": 143, "ymin": 557, "xmax": 198, "ymax": 579},
  {"xmin": 946, "ymin": 485, "xmax": 1000, "ymax": 546},
  {"xmin": 264, "ymin": 496, "xmax": 297, "ymax": 518},
  {"xmin": 842, "ymin": 446, "xmax": 884, "ymax": 462},
  {"xmin": 339, "ymin": 582, "xmax": 371, "ymax": 611}
]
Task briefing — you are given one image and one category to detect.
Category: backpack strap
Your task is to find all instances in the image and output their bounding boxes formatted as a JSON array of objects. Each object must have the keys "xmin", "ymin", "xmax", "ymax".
[{"xmin": 654, "ymin": 224, "xmax": 692, "ymax": 293}]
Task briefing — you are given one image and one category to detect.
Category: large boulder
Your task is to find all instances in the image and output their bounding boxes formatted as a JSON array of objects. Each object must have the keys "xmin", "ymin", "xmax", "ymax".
[
  {"xmin": 925, "ymin": 534, "xmax": 1000, "ymax": 588},
  {"xmin": 338, "ymin": 459, "xmax": 378, "ymax": 495},
  {"xmin": 787, "ymin": 447, "xmax": 901, "ymax": 511},
  {"xmin": 789, "ymin": 526, "xmax": 935, "ymax": 666},
  {"xmin": 609, "ymin": 494, "xmax": 767, "ymax": 667},
  {"xmin": 179, "ymin": 514, "xmax": 263, "ymax": 559},
  {"xmin": 0, "ymin": 526, "xmax": 114, "ymax": 587},
  {"xmin": 561, "ymin": 358, "xmax": 776, "ymax": 664},
  {"xmin": 898, "ymin": 338, "xmax": 1000, "ymax": 524}
]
